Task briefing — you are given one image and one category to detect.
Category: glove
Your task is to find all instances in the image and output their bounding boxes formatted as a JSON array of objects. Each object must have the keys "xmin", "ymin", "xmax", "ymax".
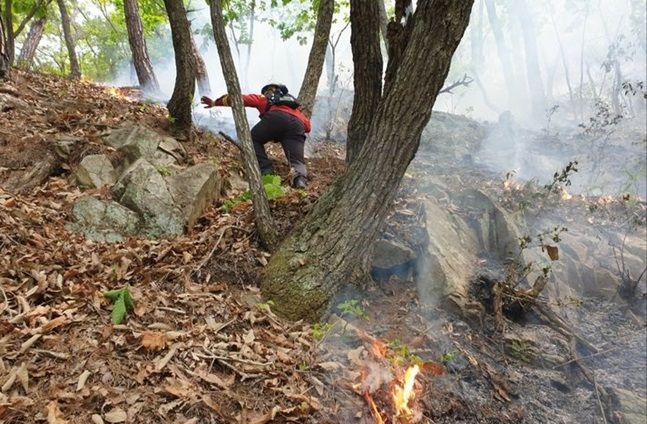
[
  {"xmin": 200, "ymin": 96, "xmax": 214, "ymax": 108},
  {"xmin": 216, "ymin": 94, "xmax": 230, "ymax": 106}
]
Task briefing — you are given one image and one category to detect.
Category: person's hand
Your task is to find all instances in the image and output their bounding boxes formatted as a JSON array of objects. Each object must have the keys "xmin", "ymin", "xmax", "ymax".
[{"xmin": 200, "ymin": 96, "xmax": 214, "ymax": 108}]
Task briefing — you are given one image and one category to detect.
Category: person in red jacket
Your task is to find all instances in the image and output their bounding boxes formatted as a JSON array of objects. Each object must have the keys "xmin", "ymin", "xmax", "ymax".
[{"xmin": 201, "ymin": 83, "xmax": 311, "ymax": 189}]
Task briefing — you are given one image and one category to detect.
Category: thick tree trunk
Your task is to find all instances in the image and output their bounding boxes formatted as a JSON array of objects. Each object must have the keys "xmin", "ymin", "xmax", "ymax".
[
  {"xmin": 0, "ymin": 14, "xmax": 8, "ymax": 78},
  {"xmin": 261, "ymin": 0, "xmax": 474, "ymax": 321},
  {"xmin": 296, "ymin": 0, "xmax": 333, "ymax": 118},
  {"xmin": 208, "ymin": 0, "xmax": 278, "ymax": 250},
  {"xmin": 17, "ymin": 16, "xmax": 46, "ymax": 69},
  {"xmin": 56, "ymin": 0, "xmax": 80, "ymax": 79},
  {"xmin": 346, "ymin": 0, "xmax": 383, "ymax": 164},
  {"xmin": 190, "ymin": 33, "xmax": 211, "ymax": 96},
  {"xmin": 123, "ymin": 0, "xmax": 160, "ymax": 94},
  {"xmin": 163, "ymin": 0, "xmax": 195, "ymax": 135}
]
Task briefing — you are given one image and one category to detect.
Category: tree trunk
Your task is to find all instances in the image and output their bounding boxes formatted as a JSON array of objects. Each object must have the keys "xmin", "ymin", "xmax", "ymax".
[
  {"xmin": 297, "ymin": 0, "xmax": 333, "ymax": 118},
  {"xmin": 208, "ymin": 0, "xmax": 278, "ymax": 250},
  {"xmin": 17, "ymin": 16, "xmax": 46, "ymax": 69},
  {"xmin": 56, "ymin": 0, "xmax": 80, "ymax": 79},
  {"xmin": 4, "ymin": 0, "xmax": 14, "ymax": 64},
  {"xmin": 190, "ymin": 32, "xmax": 211, "ymax": 96},
  {"xmin": 123, "ymin": 0, "xmax": 160, "ymax": 94},
  {"xmin": 261, "ymin": 0, "xmax": 474, "ymax": 321},
  {"xmin": 163, "ymin": 0, "xmax": 195, "ymax": 135},
  {"xmin": 0, "ymin": 9, "xmax": 9, "ymax": 78},
  {"xmin": 383, "ymin": 0, "xmax": 413, "ymax": 96},
  {"xmin": 346, "ymin": 0, "xmax": 383, "ymax": 164}
]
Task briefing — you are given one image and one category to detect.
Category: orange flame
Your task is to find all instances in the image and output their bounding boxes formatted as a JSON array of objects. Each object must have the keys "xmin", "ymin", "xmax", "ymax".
[
  {"xmin": 561, "ymin": 188, "xmax": 572, "ymax": 200},
  {"xmin": 393, "ymin": 364, "xmax": 420, "ymax": 418},
  {"xmin": 365, "ymin": 392, "xmax": 385, "ymax": 424}
]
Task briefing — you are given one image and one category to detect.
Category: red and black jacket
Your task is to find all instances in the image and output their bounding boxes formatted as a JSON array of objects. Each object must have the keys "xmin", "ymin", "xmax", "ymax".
[{"xmin": 215, "ymin": 94, "xmax": 311, "ymax": 133}]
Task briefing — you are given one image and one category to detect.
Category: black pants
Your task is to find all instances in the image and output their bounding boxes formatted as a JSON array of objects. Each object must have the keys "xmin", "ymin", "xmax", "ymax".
[{"xmin": 251, "ymin": 111, "xmax": 307, "ymax": 179}]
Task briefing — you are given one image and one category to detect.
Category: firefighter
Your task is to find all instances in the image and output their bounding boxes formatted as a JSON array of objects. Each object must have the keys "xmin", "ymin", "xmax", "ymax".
[{"xmin": 201, "ymin": 83, "xmax": 311, "ymax": 188}]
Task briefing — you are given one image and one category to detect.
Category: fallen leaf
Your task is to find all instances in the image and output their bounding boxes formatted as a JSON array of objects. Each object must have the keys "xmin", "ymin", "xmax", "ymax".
[
  {"xmin": 46, "ymin": 401, "xmax": 68, "ymax": 424},
  {"xmin": 104, "ymin": 407, "xmax": 127, "ymax": 423},
  {"xmin": 16, "ymin": 362, "xmax": 28, "ymax": 393},
  {"xmin": 141, "ymin": 331, "xmax": 168, "ymax": 351},
  {"xmin": 77, "ymin": 370, "xmax": 91, "ymax": 391},
  {"xmin": 545, "ymin": 245, "xmax": 559, "ymax": 261}
]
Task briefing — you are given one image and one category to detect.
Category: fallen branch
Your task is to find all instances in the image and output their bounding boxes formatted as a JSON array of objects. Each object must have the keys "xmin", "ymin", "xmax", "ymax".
[
  {"xmin": 218, "ymin": 131, "xmax": 242, "ymax": 151},
  {"xmin": 438, "ymin": 73, "xmax": 474, "ymax": 94}
]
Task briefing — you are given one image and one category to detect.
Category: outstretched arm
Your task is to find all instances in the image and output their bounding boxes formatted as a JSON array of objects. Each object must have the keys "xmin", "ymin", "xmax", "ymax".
[{"xmin": 201, "ymin": 94, "xmax": 267, "ymax": 112}]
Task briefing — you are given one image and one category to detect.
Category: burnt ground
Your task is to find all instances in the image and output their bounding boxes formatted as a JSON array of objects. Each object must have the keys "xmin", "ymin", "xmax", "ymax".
[{"xmin": 1, "ymin": 70, "xmax": 646, "ymax": 424}]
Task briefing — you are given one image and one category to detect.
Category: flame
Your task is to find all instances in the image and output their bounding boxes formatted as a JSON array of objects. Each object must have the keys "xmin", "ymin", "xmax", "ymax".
[
  {"xmin": 365, "ymin": 392, "xmax": 385, "ymax": 424},
  {"xmin": 392, "ymin": 364, "xmax": 420, "ymax": 418},
  {"xmin": 561, "ymin": 188, "xmax": 572, "ymax": 200}
]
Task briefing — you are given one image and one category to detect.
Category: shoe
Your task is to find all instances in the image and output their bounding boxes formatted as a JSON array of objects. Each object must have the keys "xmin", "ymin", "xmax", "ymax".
[{"xmin": 292, "ymin": 176, "xmax": 307, "ymax": 189}]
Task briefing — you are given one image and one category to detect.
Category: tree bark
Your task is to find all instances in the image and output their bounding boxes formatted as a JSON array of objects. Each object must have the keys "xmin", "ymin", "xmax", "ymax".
[
  {"xmin": 383, "ymin": 0, "xmax": 413, "ymax": 96},
  {"xmin": 296, "ymin": 0, "xmax": 333, "ymax": 118},
  {"xmin": 56, "ymin": 0, "xmax": 80, "ymax": 79},
  {"xmin": 208, "ymin": 0, "xmax": 278, "ymax": 250},
  {"xmin": 0, "ymin": 9, "xmax": 9, "ymax": 78},
  {"xmin": 123, "ymin": 0, "xmax": 160, "ymax": 94},
  {"xmin": 17, "ymin": 16, "xmax": 46, "ymax": 69},
  {"xmin": 163, "ymin": 0, "xmax": 195, "ymax": 135},
  {"xmin": 4, "ymin": 0, "xmax": 14, "ymax": 64},
  {"xmin": 261, "ymin": 0, "xmax": 474, "ymax": 321},
  {"xmin": 190, "ymin": 32, "xmax": 212, "ymax": 96},
  {"xmin": 346, "ymin": 0, "xmax": 383, "ymax": 165}
]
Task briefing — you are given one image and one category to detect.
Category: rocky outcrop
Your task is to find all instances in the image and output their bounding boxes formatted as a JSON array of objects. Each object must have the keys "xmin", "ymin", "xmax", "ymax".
[
  {"xmin": 66, "ymin": 123, "xmax": 221, "ymax": 241},
  {"xmin": 65, "ymin": 196, "xmax": 141, "ymax": 242},
  {"xmin": 112, "ymin": 159, "xmax": 184, "ymax": 238},
  {"xmin": 75, "ymin": 154, "xmax": 117, "ymax": 188}
]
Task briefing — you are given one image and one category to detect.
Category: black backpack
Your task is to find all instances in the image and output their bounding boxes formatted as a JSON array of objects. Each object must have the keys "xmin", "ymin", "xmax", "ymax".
[{"xmin": 262, "ymin": 83, "xmax": 300, "ymax": 109}]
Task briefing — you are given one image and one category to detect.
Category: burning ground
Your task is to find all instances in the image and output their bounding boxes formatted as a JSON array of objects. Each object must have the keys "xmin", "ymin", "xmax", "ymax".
[{"xmin": 1, "ymin": 70, "xmax": 646, "ymax": 424}]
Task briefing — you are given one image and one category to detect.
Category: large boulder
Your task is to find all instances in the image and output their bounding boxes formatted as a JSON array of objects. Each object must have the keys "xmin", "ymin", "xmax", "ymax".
[
  {"xmin": 165, "ymin": 162, "xmax": 221, "ymax": 229},
  {"xmin": 420, "ymin": 111, "xmax": 487, "ymax": 161},
  {"xmin": 103, "ymin": 121, "xmax": 185, "ymax": 169},
  {"xmin": 65, "ymin": 196, "xmax": 141, "ymax": 242},
  {"xmin": 75, "ymin": 154, "xmax": 117, "ymax": 188},
  {"xmin": 113, "ymin": 159, "xmax": 184, "ymax": 238}
]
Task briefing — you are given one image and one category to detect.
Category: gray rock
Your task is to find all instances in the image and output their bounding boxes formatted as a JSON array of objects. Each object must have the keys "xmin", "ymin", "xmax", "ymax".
[
  {"xmin": 609, "ymin": 387, "xmax": 647, "ymax": 424},
  {"xmin": 372, "ymin": 239, "xmax": 415, "ymax": 269},
  {"xmin": 75, "ymin": 154, "xmax": 117, "ymax": 188},
  {"xmin": 54, "ymin": 135, "xmax": 81, "ymax": 160},
  {"xmin": 66, "ymin": 196, "xmax": 141, "ymax": 242},
  {"xmin": 0, "ymin": 93, "xmax": 28, "ymax": 112},
  {"xmin": 165, "ymin": 162, "xmax": 221, "ymax": 229},
  {"xmin": 104, "ymin": 121, "xmax": 182, "ymax": 169},
  {"xmin": 113, "ymin": 159, "xmax": 184, "ymax": 238}
]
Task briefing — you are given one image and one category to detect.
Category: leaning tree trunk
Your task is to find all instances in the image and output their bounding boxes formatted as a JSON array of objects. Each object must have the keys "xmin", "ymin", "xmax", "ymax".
[
  {"xmin": 56, "ymin": 0, "xmax": 80, "ymax": 79},
  {"xmin": 383, "ymin": 0, "xmax": 414, "ymax": 95},
  {"xmin": 163, "ymin": 0, "xmax": 195, "ymax": 136},
  {"xmin": 346, "ymin": 0, "xmax": 383, "ymax": 164},
  {"xmin": 208, "ymin": 0, "xmax": 278, "ymax": 250},
  {"xmin": 296, "ymin": 0, "xmax": 333, "ymax": 118},
  {"xmin": 0, "ymin": 11, "xmax": 9, "ymax": 78},
  {"xmin": 262, "ymin": 0, "xmax": 474, "ymax": 321},
  {"xmin": 17, "ymin": 16, "xmax": 46, "ymax": 69},
  {"xmin": 190, "ymin": 32, "xmax": 212, "ymax": 96},
  {"xmin": 123, "ymin": 0, "xmax": 160, "ymax": 94}
]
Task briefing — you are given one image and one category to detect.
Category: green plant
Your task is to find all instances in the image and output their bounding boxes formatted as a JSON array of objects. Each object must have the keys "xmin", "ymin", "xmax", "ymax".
[
  {"xmin": 221, "ymin": 174, "xmax": 286, "ymax": 212},
  {"xmin": 255, "ymin": 300, "xmax": 275, "ymax": 314},
  {"xmin": 439, "ymin": 351, "xmax": 458, "ymax": 364},
  {"xmin": 311, "ymin": 322, "xmax": 333, "ymax": 341},
  {"xmin": 156, "ymin": 165, "xmax": 172, "ymax": 176},
  {"xmin": 336, "ymin": 299, "xmax": 367, "ymax": 319},
  {"xmin": 104, "ymin": 286, "xmax": 135, "ymax": 325},
  {"xmin": 387, "ymin": 339, "xmax": 423, "ymax": 368}
]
